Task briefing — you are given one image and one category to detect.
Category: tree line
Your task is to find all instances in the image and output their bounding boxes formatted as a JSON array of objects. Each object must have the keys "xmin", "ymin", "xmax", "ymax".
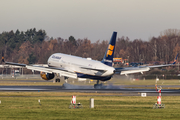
[{"xmin": 1, "ymin": 28, "xmax": 180, "ymax": 65}]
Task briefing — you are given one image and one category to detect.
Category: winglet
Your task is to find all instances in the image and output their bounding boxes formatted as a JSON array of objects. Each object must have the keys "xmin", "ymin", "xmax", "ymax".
[
  {"xmin": 172, "ymin": 53, "xmax": 179, "ymax": 64},
  {"xmin": 1, "ymin": 51, "xmax": 4, "ymax": 63}
]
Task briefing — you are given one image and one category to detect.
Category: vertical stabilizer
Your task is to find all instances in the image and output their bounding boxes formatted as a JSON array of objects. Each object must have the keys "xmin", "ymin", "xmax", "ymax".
[
  {"xmin": 102, "ymin": 32, "xmax": 117, "ymax": 66},
  {"xmin": 1, "ymin": 51, "xmax": 4, "ymax": 63},
  {"xmin": 172, "ymin": 53, "xmax": 179, "ymax": 64}
]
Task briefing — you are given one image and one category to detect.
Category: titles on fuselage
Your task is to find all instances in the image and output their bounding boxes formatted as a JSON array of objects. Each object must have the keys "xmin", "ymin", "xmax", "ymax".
[{"xmin": 52, "ymin": 55, "xmax": 61, "ymax": 60}]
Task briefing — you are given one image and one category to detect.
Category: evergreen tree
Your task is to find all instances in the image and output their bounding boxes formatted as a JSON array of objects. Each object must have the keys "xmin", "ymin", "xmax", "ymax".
[{"xmin": 27, "ymin": 53, "xmax": 36, "ymax": 64}]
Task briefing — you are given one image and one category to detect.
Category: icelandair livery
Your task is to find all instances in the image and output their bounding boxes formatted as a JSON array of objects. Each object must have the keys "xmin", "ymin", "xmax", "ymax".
[{"xmin": 4, "ymin": 32, "xmax": 178, "ymax": 88}]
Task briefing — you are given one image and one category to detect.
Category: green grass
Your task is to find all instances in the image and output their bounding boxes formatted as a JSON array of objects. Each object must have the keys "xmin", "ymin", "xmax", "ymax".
[
  {"xmin": 0, "ymin": 79, "xmax": 180, "ymax": 119},
  {"xmin": 0, "ymin": 92, "xmax": 180, "ymax": 120}
]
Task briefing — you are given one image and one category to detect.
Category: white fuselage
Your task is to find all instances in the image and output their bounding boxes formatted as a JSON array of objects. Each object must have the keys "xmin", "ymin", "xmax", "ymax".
[{"xmin": 47, "ymin": 53, "xmax": 115, "ymax": 77}]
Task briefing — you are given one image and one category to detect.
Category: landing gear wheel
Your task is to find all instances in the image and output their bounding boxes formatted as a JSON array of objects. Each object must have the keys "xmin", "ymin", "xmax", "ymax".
[
  {"xmin": 55, "ymin": 78, "xmax": 60, "ymax": 82},
  {"xmin": 64, "ymin": 76, "xmax": 68, "ymax": 83},
  {"xmin": 94, "ymin": 80, "xmax": 103, "ymax": 89},
  {"xmin": 94, "ymin": 83, "xmax": 103, "ymax": 89}
]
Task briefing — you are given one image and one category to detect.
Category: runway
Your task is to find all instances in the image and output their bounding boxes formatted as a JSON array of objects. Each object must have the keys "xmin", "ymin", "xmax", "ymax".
[{"xmin": 0, "ymin": 83, "xmax": 180, "ymax": 96}]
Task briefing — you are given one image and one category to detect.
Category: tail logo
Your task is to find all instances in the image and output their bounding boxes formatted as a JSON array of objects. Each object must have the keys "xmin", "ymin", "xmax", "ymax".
[
  {"xmin": 106, "ymin": 44, "xmax": 114, "ymax": 57},
  {"xmin": 2, "ymin": 57, "xmax": 4, "ymax": 62}
]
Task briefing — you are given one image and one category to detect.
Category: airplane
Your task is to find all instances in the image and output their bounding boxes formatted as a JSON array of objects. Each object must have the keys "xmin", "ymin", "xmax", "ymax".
[{"xmin": 3, "ymin": 32, "xmax": 178, "ymax": 88}]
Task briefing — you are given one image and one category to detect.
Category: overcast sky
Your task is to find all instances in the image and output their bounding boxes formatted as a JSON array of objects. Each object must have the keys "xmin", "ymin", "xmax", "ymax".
[{"xmin": 0, "ymin": 0, "xmax": 180, "ymax": 42}]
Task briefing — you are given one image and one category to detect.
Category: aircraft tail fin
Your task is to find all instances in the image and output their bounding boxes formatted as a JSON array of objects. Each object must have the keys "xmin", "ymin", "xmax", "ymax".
[
  {"xmin": 1, "ymin": 51, "xmax": 4, "ymax": 63},
  {"xmin": 172, "ymin": 53, "xmax": 179, "ymax": 64},
  {"xmin": 101, "ymin": 32, "xmax": 117, "ymax": 66}
]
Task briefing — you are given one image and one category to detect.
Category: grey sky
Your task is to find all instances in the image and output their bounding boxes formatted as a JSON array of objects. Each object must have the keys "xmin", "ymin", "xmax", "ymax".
[{"xmin": 0, "ymin": 0, "xmax": 180, "ymax": 42}]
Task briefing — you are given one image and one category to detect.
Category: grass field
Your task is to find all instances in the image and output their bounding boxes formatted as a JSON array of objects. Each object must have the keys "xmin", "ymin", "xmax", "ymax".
[
  {"xmin": 0, "ymin": 79, "xmax": 180, "ymax": 119},
  {"xmin": 0, "ymin": 92, "xmax": 180, "ymax": 120}
]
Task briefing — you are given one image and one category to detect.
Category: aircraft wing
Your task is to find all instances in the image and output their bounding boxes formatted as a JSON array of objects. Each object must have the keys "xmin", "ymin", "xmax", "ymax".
[
  {"xmin": 5, "ymin": 62, "xmax": 108, "ymax": 78},
  {"xmin": 5, "ymin": 62, "xmax": 77, "ymax": 79},
  {"xmin": 115, "ymin": 66, "xmax": 150, "ymax": 75},
  {"xmin": 115, "ymin": 53, "xmax": 178, "ymax": 75}
]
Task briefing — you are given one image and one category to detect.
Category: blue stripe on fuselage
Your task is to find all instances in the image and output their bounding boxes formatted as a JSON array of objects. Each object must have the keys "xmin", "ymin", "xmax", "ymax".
[
  {"xmin": 101, "ymin": 61, "xmax": 112, "ymax": 66},
  {"xmin": 76, "ymin": 72, "xmax": 112, "ymax": 81}
]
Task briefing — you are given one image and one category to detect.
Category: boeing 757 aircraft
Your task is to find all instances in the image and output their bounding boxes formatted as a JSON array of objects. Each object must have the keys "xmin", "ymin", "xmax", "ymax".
[{"xmin": 4, "ymin": 32, "xmax": 178, "ymax": 88}]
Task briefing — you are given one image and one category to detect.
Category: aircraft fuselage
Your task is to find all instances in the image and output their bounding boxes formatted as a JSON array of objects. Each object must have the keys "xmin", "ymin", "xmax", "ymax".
[{"xmin": 47, "ymin": 53, "xmax": 115, "ymax": 80}]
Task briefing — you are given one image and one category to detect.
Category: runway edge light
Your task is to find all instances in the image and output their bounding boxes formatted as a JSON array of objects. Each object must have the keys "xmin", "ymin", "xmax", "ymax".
[{"xmin": 38, "ymin": 99, "xmax": 41, "ymax": 105}]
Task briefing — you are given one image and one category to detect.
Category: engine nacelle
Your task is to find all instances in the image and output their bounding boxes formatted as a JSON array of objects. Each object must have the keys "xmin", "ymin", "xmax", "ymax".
[{"xmin": 40, "ymin": 72, "xmax": 55, "ymax": 80}]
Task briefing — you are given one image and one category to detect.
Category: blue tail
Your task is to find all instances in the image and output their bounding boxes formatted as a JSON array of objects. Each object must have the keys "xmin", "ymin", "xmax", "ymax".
[
  {"xmin": 101, "ymin": 32, "xmax": 117, "ymax": 66},
  {"xmin": 172, "ymin": 53, "xmax": 179, "ymax": 64}
]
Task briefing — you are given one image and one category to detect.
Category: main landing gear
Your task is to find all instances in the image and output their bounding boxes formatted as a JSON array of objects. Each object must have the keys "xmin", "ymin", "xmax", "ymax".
[
  {"xmin": 94, "ymin": 80, "xmax": 103, "ymax": 89},
  {"xmin": 55, "ymin": 73, "xmax": 60, "ymax": 82},
  {"xmin": 55, "ymin": 77, "xmax": 69, "ymax": 83},
  {"xmin": 55, "ymin": 78, "xmax": 60, "ymax": 82}
]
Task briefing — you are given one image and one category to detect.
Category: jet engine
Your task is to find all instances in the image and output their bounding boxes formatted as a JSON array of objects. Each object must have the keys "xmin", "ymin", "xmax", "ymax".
[{"xmin": 40, "ymin": 72, "xmax": 55, "ymax": 80}]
